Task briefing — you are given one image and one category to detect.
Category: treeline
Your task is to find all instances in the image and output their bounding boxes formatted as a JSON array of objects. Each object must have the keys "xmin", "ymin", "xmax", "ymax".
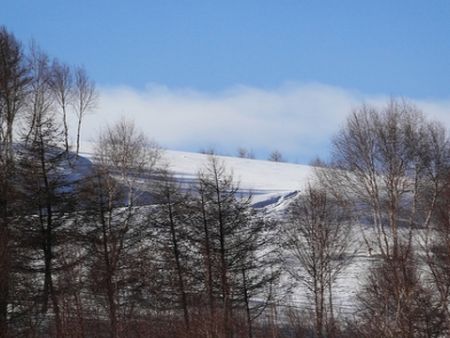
[{"xmin": 3, "ymin": 26, "xmax": 450, "ymax": 338}]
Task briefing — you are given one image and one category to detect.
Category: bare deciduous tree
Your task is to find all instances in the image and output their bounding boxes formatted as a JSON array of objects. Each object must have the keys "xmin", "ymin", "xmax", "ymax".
[
  {"xmin": 0, "ymin": 26, "xmax": 29, "ymax": 158},
  {"xmin": 74, "ymin": 66, "xmax": 97, "ymax": 156},
  {"xmin": 268, "ymin": 150, "xmax": 284, "ymax": 162},
  {"xmin": 81, "ymin": 118, "xmax": 159, "ymax": 337},
  {"xmin": 50, "ymin": 59, "xmax": 73, "ymax": 152},
  {"xmin": 237, "ymin": 147, "xmax": 255, "ymax": 159},
  {"xmin": 150, "ymin": 168, "xmax": 192, "ymax": 331},
  {"xmin": 322, "ymin": 100, "xmax": 448, "ymax": 260},
  {"xmin": 424, "ymin": 172, "xmax": 450, "ymax": 334},
  {"xmin": 282, "ymin": 184, "xmax": 354, "ymax": 338},
  {"xmin": 17, "ymin": 44, "xmax": 79, "ymax": 337},
  {"xmin": 191, "ymin": 156, "xmax": 274, "ymax": 338},
  {"xmin": 354, "ymin": 250, "xmax": 444, "ymax": 338}
]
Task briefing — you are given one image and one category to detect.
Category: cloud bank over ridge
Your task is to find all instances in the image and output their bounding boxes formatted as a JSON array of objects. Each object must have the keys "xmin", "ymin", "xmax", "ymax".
[{"xmin": 77, "ymin": 82, "xmax": 450, "ymax": 163}]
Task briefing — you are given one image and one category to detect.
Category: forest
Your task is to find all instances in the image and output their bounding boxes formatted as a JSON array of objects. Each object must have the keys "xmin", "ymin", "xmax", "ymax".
[{"xmin": 2, "ymin": 26, "xmax": 450, "ymax": 338}]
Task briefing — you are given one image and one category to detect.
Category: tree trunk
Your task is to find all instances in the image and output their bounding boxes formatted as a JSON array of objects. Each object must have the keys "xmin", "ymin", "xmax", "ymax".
[
  {"xmin": 40, "ymin": 134, "xmax": 63, "ymax": 338},
  {"xmin": 43, "ymin": 237, "xmax": 63, "ymax": 338},
  {"xmin": 167, "ymin": 200, "xmax": 190, "ymax": 330},
  {"xmin": 74, "ymin": 290, "xmax": 86, "ymax": 338},
  {"xmin": 328, "ymin": 274, "xmax": 335, "ymax": 338},
  {"xmin": 0, "ymin": 225, "xmax": 9, "ymax": 338},
  {"xmin": 242, "ymin": 269, "xmax": 253, "ymax": 338},
  {"xmin": 0, "ymin": 144, "xmax": 14, "ymax": 337},
  {"xmin": 76, "ymin": 116, "xmax": 82, "ymax": 156},
  {"xmin": 200, "ymin": 188, "xmax": 214, "ymax": 317},
  {"xmin": 217, "ymin": 193, "xmax": 231, "ymax": 337},
  {"xmin": 101, "ymin": 216, "xmax": 118, "ymax": 338},
  {"xmin": 107, "ymin": 280, "xmax": 118, "ymax": 338},
  {"xmin": 62, "ymin": 105, "xmax": 69, "ymax": 152}
]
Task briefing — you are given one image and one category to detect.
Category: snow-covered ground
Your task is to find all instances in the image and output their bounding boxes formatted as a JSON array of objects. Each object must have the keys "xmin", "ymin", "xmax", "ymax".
[
  {"xmin": 80, "ymin": 142, "xmax": 317, "ymax": 210},
  {"xmin": 80, "ymin": 142, "xmax": 314, "ymax": 205},
  {"xmin": 162, "ymin": 150, "xmax": 314, "ymax": 207}
]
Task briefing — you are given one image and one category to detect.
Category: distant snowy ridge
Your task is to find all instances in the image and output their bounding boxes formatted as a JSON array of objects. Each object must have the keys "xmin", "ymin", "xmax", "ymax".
[{"xmin": 79, "ymin": 141, "xmax": 314, "ymax": 208}]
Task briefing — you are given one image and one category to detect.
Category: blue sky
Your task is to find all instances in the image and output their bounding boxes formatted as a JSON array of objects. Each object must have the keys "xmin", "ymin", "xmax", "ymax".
[{"xmin": 3, "ymin": 1, "xmax": 450, "ymax": 162}]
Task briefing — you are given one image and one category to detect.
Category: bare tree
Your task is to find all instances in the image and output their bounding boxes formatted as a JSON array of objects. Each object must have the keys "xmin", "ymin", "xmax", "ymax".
[
  {"xmin": 424, "ymin": 172, "xmax": 450, "ymax": 334},
  {"xmin": 16, "ymin": 44, "xmax": 80, "ymax": 337},
  {"xmin": 199, "ymin": 147, "xmax": 217, "ymax": 156},
  {"xmin": 282, "ymin": 184, "xmax": 354, "ymax": 337},
  {"xmin": 74, "ymin": 66, "xmax": 97, "ymax": 156},
  {"xmin": 81, "ymin": 118, "xmax": 159, "ymax": 337},
  {"xmin": 50, "ymin": 59, "xmax": 73, "ymax": 152},
  {"xmin": 237, "ymin": 147, "xmax": 255, "ymax": 159},
  {"xmin": 322, "ymin": 100, "xmax": 449, "ymax": 260},
  {"xmin": 268, "ymin": 150, "xmax": 284, "ymax": 162},
  {"xmin": 96, "ymin": 118, "xmax": 159, "ymax": 205},
  {"xmin": 149, "ymin": 168, "xmax": 192, "ymax": 331},
  {"xmin": 0, "ymin": 26, "xmax": 29, "ymax": 158},
  {"xmin": 190, "ymin": 156, "xmax": 274, "ymax": 337},
  {"xmin": 235, "ymin": 233, "xmax": 279, "ymax": 338},
  {"xmin": 188, "ymin": 177, "xmax": 216, "ymax": 332},
  {"xmin": 199, "ymin": 157, "xmax": 237, "ymax": 336},
  {"xmin": 353, "ymin": 251, "xmax": 444, "ymax": 338}
]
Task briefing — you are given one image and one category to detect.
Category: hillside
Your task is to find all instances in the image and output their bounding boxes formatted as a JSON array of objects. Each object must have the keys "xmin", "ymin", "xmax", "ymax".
[{"xmin": 80, "ymin": 143, "xmax": 314, "ymax": 204}]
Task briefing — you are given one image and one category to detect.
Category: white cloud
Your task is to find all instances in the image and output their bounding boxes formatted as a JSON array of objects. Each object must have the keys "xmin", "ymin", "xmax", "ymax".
[{"xmin": 74, "ymin": 82, "xmax": 450, "ymax": 162}]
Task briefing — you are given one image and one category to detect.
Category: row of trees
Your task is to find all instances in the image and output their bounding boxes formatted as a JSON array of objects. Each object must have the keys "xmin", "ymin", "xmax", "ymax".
[
  {"xmin": 203, "ymin": 147, "xmax": 284, "ymax": 162},
  {"xmin": 0, "ymin": 26, "xmax": 280, "ymax": 336},
  {"xmin": 79, "ymin": 122, "xmax": 280, "ymax": 338},
  {"xmin": 4, "ymin": 117, "xmax": 281, "ymax": 337},
  {"xmin": 237, "ymin": 148, "xmax": 285, "ymax": 162}
]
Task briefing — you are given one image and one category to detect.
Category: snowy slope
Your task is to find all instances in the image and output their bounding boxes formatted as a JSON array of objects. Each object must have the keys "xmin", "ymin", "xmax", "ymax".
[
  {"xmin": 80, "ymin": 142, "xmax": 314, "ymax": 207},
  {"xmin": 162, "ymin": 150, "xmax": 313, "ymax": 191},
  {"xmin": 162, "ymin": 150, "xmax": 313, "ymax": 206}
]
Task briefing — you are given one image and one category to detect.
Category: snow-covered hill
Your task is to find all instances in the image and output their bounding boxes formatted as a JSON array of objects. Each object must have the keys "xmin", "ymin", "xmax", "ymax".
[
  {"xmin": 80, "ymin": 142, "xmax": 314, "ymax": 208},
  {"xmin": 163, "ymin": 150, "xmax": 314, "ymax": 207}
]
